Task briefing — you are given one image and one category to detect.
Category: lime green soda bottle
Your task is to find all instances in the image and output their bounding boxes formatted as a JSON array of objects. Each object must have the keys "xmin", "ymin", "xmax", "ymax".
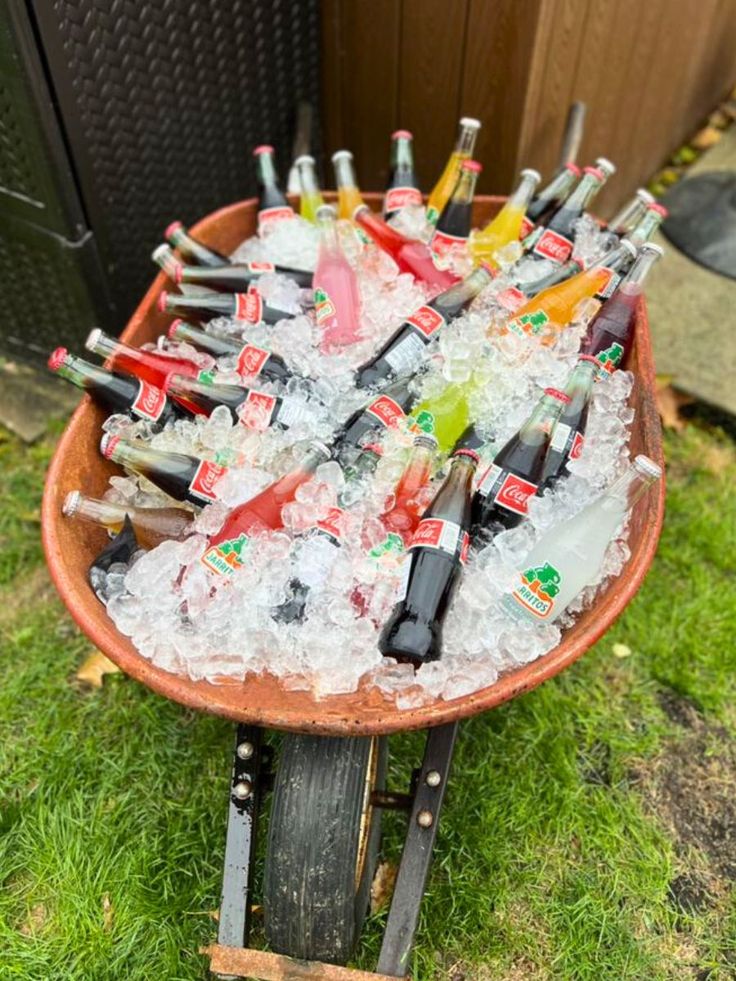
[{"xmin": 409, "ymin": 374, "xmax": 484, "ymax": 453}]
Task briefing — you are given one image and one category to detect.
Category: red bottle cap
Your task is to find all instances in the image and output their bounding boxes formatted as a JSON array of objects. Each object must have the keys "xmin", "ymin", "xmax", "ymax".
[
  {"xmin": 164, "ymin": 220, "xmax": 184, "ymax": 239},
  {"xmin": 157, "ymin": 291, "xmax": 169, "ymax": 313},
  {"xmin": 48, "ymin": 347, "xmax": 68, "ymax": 371},
  {"xmin": 544, "ymin": 387, "xmax": 572, "ymax": 404},
  {"xmin": 391, "ymin": 129, "xmax": 413, "ymax": 140},
  {"xmin": 253, "ymin": 144, "xmax": 274, "ymax": 156},
  {"xmin": 583, "ymin": 166, "xmax": 604, "ymax": 181},
  {"xmin": 462, "ymin": 160, "xmax": 483, "ymax": 173},
  {"xmin": 167, "ymin": 318, "xmax": 184, "ymax": 339},
  {"xmin": 100, "ymin": 433, "xmax": 120, "ymax": 460},
  {"xmin": 578, "ymin": 354, "xmax": 601, "ymax": 366},
  {"xmin": 564, "ymin": 162, "xmax": 582, "ymax": 176},
  {"xmin": 648, "ymin": 202, "xmax": 669, "ymax": 218},
  {"xmin": 454, "ymin": 448, "xmax": 480, "ymax": 463}
]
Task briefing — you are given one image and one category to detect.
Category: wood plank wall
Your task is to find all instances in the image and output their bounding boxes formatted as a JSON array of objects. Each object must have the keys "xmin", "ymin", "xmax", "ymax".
[{"xmin": 320, "ymin": 0, "xmax": 736, "ymax": 216}]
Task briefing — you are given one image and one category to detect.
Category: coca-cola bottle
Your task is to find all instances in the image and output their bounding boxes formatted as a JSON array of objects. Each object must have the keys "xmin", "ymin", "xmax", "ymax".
[
  {"xmin": 354, "ymin": 263, "xmax": 492, "ymax": 389},
  {"xmin": 161, "ymin": 256, "xmax": 313, "ymax": 290},
  {"xmin": 100, "ymin": 434, "xmax": 229, "ymax": 507},
  {"xmin": 470, "ymin": 388, "xmax": 570, "ymax": 542},
  {"xmin": 426, "ymin": 117, "xmax": 481, "ymax": 225},
  {"xmin": 331, "ymin": 377, "xmax": 417, "ymax": 463},
  {"xmin": 201, "ymin": 441, "xmax": 331, "ymax": 576},
  {"xmin": 166, "ymin": 373, "xmax": 313, "ymax": 432},
  {"xmin": 523, "ymin": 166, "xmax": 605, "ymax": 266},
  {"xmin": 604, "ymin": 189, "xmax": 654, "ymax": 241},
  {"xmin": 431, "ymin": 160, "xmax": 482, "ymax": 259},
  {"xmin": 85, "ymin": 328, "xmax": 211, "ymax": 391},
  {"xmin": 378, "ymin": 448, "xmax": 479, "ymax": 663},
  {"xmin": 353, "ymin": 207, "xmax": 458, "ymax": 291},
  {"xmin": 580, "ymin": 243, "xmax": 663, "ymax": 376},
  {"xmin": 253, "ymin": 144, "xmax": 295, "ymax": 230},
  {"xmin": 295, "ymin": 154, "xmax": 325, "ymax": 222},
  {"xmin": 383, "ymin": 130, "xmax": 422, "ymax": 220},
  {"xmin": 627, "ymin": 202, "xmax": 668, "ymax": 249},
  {"xmin": 539, "ymin": 356, "xmax": 599, "ymax": 489},
  {"xmin": 521, "ymin": 162, "xmax": 581, "ymax": 238},
  {"xmin": 167, "ymin": 320, "xmax": 293, "ymax": 385},
  {"xmin": 63, "ymin": 490, "xmax": 194, "ymax": 548},
  {"xmin": 157, "ymin": 288, "xmax": 291, "ymax": 325},
  {"xmin": 164, "ymin": 220, "xmax": 229, "ymax": 267},
  {"xmin": 48, "ymin": 348, "xmax": 181, "ymax": 427}
]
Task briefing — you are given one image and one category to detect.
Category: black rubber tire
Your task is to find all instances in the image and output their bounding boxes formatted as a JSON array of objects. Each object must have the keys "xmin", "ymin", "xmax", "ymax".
[{"xmin": 263, "ymin": 733, "xmax": 387, "ymax": 965}]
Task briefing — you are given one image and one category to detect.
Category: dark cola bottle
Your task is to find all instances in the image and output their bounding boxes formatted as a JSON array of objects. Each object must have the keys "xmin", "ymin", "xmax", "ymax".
[
  {"xmin": 100, "ymin": 434, "xmax": 229, "ymax": 508},
  {"xmin": 331, "ymin": 377, "xmax": 417, "ymax": 464},
  {"xmin": 383, "ymin": 130, "xmax": 423, "ymax": 220},
  {"xmin": 166, "ymin": 373, "xmax": 312, "ymax": 432},
  {"xmin": 379, "ymin": 448, "xmax": 479, "ymax": 664},
  {"xmin": 167, "ymin": 320, "xmax": 293, "ymax": 385},
  {"xmin": 253, "ymin": 145, "xmax": 295, "ymax": 231},
  {"xmin": 354, "ymin": 263, "xmax": 493, "ymax": 390},
  {"xmin": 431, "ymin": 160, "xmax": 482, "ymax": 260},
  {"xmin": 164, "ymin": 220, "xmax": 229, "ymax": 267},
  {"xmin": 162, "ymin": 256, "xmax": 313, "ymax": 290},
  {"xmin": 520, "ymin": 162, "xmax": 581, "ymax": 239},
  {"xmin": 539, "ymin": 356, "xmax": 599, "ymax": 489},
  {"xmin": 470, "ymin": 388, "xmax": 570, "ymax": 542},
  {"xmin": 157, "ymin": 288, "xmax": 292, "ymax": 325},
  {"xmin": 523, "ymin": 165, "xmax": 605, "ymax": 266},
  {"xmin": 48, "ymin": 348, "xmax": 182, "ymax": 427}
]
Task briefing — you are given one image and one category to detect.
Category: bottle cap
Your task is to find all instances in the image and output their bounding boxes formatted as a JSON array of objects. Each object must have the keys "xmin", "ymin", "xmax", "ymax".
[
  {"xmin": 544, "ymin": 387, "xmax": 572, "ymax": 404},
  {"xmin": 453, "ymin": 447, "xmax": 480, "ymax": 463},
  {"xmin": 459, "ymin": 117, "xmax": 481, "ymax": 130},
  {"xmin": 100, "ymin": 433, "xmax": 121, "ymax": 460},
  {"xmin": 310, "ymin": 440, "xmax": 333, "ymax": 460},
  {"xmin": 595, "ymin": 157, "xmax": 616, "ymax": 177},
  {"xmin": 635, "ymin": 188, "xmax": 655, "ymax": 205},
  {"xmin": 647, "ymin": 202, "xmax": 669, "ymax": 218},
  {"xmin": 167, "ymin": 319, "xmax": 184, "ymax": 339},
  {"xmin": 620, "ymin": 238, "xmax": 638, "ymax": 257},
  {"xmin": 391, "ymin": 129, "xmax": 413, "ymax": 140},
  {"xmin": 331, "ymin": 149, "xmax": 353, "ymax": 162},
  {"xmin": 565, "ymin": 162, "xmax": 582, "ymax": 176},
  {"xmin": 48, "ymin": 347, "xmax": 69, "ymax": 371},
  {"xmin": 412, "ymin": 432, "xmax": 438, "ymax": 450},
  {"xmin": 583, "ymin": 166, "xmax": 604, "ymax": 181},
  {"xmin": 152, "ymin": 243, "xmax": 171, "ymax": 262},
  {"xmin": 294, "ymin": 154, "xmax": 315, "ymax": 167},
  {"xmin": 578, "ymin": 354, "xmax": 601, "ymax": 366},
  {"xmin": 462, "ymin": 160, "xmax": 483, "ymax": 173},
  {"xmin": 253, "ymin": 145, "xmax": 274, "ymax": 156},
  {"xmin": 164, "ymin": 220, "xmax": 184, "ymax": 239},
  {"xmin": 639, "ymin": 242, "xmax": 664, "ymax": 258},
  {"xmin": 85, "ymin": 327, "xmax": 102, "ymax": 351},
  {"xmin": 633, "ymin": 454, "xmax": 662, "ymax": 480},
  {"xmin": 62, "ymin": 490, "xmax": 81, "ymax": 517},
  {"xmin": 520, "ymin": 168, "xmax": 542, "ymax": 184},
  {"xmin": 157, "ymin": 291, "xmax": 169, "ymax": 313}
]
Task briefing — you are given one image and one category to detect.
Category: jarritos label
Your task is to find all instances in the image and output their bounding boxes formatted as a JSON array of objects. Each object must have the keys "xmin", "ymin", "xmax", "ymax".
[
  {"xmin": 506, "ymin": 309, "xmax": 550, "ymax": 338},
  {"xmin": 477, "ymin": 464, "xmax": 537, "ymax": 516},
  {"xmin": 595, "ymin": 341, "xmax": 625, "ymax": 377},
  {"xmin": 258, "ymin": 205, "xmax": 295, "ymax": 230},
  {"xmin": 236, "ymin": 344, "xmax": 270, "ymax": 378},
  {"xmin": 188, "ymin": 459, "xmax": 227, "ymax": 503},
  {"xmin": 405, "ymin": 305, "xmax": 446, "ymax": 341},
  {"xmin": 510, "ymin": 561, "xmax": 562, "ymax": 619},
  {"xmin": 201, "ymin": 532, "xmax": 249, "ymax": 576},
  {"xmin": 365, "ymin": 394, "xmax": 406, "ymax": 429},
  {"xmin": 239, "ymin": 390, "xmax": 277, "ymax": 431},
  {"xmin": 234, "ymin": 290, "xmax": 264, "ymax": 323},
  {"xmin": 313, "ymin": 287, "xmax": 336, "ymax": 325},
  {"xmin": 245, "ymin": 261, "xmax": 276, "ymax": 274},
  {"xmin": 532, "ymin": 228, "xmax": 573, "ymax": 264},
  {"xmin": 431, "ymin": 228, "xmax": 468, "ymax": 259},
  {"xmin": 369, "ymin": 531, "xmax": 406, "ymax": 567},
  {"xmin": 410, "ymin": 518, "xmax": 469, "ymax": 564},
  {"xmin": 131, "ymin": 380, "xmax": 167, "ymax": 422},
  {"xmin": 384, "ymin": 186, "xmax": 422, "ymax": 213}
]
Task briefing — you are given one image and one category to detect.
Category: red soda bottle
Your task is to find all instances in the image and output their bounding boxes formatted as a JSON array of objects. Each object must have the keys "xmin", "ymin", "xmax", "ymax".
[
  {"xmin": 470, "ymin": 388, "xmax": 571, "ymax": 541},
  {"xmin": 253, "ymin": 145, "xmax": 295, "ymax": 231},
  {"xmin": 48, "ymin": 348, "xmax": 181, "ymax": 427},
  {"xmin": 378, "ymin": 448, "xmax": 479, "ymax": 663},
  {"xmin": 85, "ymin": 328, "xmax": 212, "ymax": 390},
  {"xmin": 166, "ymin": 373, "xmax": 312, "ymax": 432},
  {"xmin": 431, "ymin": 160, "xmax": 482, "ymax": 260},
  {"xmin": 354, "ymin": 263, "xmax": 493, "ymax": 390},
  {"xmin": 580, "ymin": 243, "xmax": 663, "ymax": 376},
  {"xmin": 354, "ymin": 206, "xmax": 458, "ymax": 291},
  {"xmin": 523, "ymin": 166, "xmax": 605, "ymax": 266},
  {"xmin": 383, "ymin": 130, "xmax": 422, "ymax": 220},
  {"xmin": 100, "ymin": 434, "xmax": 229, "ymax": 507},
  {"xmin": 521, "ymin": 162, "xmax": 581, "ymax": 238},
  {"xmin": 539, "ymin": 356, "xmax": 599, "ymax": 488},
  {"xmin": 331, "ymin": 377, "xmax": 417, "ymax": 462},
  {"xmin": 167, "ymin": 320, "xmax": 293, "ymax": 386},
  {"xmin": 62, "ymin": 490, "xmax": 194, "ymax": 548},
  {"xmin": 164, "ymin": 220, "xmax": 230, "ymax": 267},
  {"xmin": 374, "ymin": 434, "xmax": 437, "ymax": 550},
  {"xmin": 157, "ymin": 288, "xmax": 291, "ymax": 325},
  {"xmin": 201, "ymin": 441, "xmax": 332, "ymax": 576}
]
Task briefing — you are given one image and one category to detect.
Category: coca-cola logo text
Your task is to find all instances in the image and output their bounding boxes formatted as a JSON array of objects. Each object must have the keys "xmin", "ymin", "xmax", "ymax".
[
  {"xmin": 533, "ymin": 229, "xmax": 573, "ymax": 263},
  {"xmin": 366, "ymin": 395, "xmax": 405, "ymax": 428},
  {"xmin": 189, "ymin": 460, "xmax": 227, "ymax": 502},
  {"xmin": 494, "ymin": 473, "xmax": 538, "ymax": 516},
  {"xmin": 133, "ymin": 381, "xmax": 166, "ymax": 421},
  {"xmin": 406, "ymin": 305, "xmax": 446, "ymax": 339},
  {"xmin": 236, "ymin": 345, "xmax": 270, "ymax": 378}
]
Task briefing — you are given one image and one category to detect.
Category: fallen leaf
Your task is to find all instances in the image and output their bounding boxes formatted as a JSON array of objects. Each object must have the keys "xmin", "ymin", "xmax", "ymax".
[
  {"xmin": 102, "ymin": 893, "xmax": 113, "ymax": 932},
  {"xmin": 654, "ymin": 376, "xmax": 694, "ymax": 432},
  {"xmin": 370, "ymin": 860, "xmax": 398, "ymax": 913},
  {"xmin": 691, "ymin": 126, "xmax": 721, "ymax": 150},
  {"xmin": 708, "ymin": 108, "xmax": 730, "ymax": 129},
  {"xmin": 19, "ymin": 902, "xmax": 47, "ymax": 936},
  {"xmin": 612, "ymin": 643, "xmax": 632, "ymax": 659},
  {"xmin": 207, "ymin": 909, "xmax": 219, "ymax": 922},
  {"xmin": 75, "ymin": 650, "xmax": 121, "ymax": 688}
]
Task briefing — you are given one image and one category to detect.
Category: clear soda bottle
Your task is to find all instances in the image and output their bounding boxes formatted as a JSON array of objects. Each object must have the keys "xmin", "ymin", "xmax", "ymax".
[
  {"xmin": 470, "ymin": 168, "xmax": 541, "ymax": 267},
  {"xmin": 313, "ymin": 204, "xmax": 362, "ymax": 351},
  {"xmin": 62, "ymin": 490, "xmax": 194, "ymax": 548},
  {"xmin": 426, "ymin": 117, "xmax": 481, "ymax": 225},
  {"xmin": 383, "ymin": 130, "xmax": 422, "ymax": 220}
]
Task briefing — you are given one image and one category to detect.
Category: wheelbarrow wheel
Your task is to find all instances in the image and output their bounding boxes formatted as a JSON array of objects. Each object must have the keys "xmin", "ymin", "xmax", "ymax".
[{"xmin": 264, "ymin": 733, "xmax": 388, "ymax": 965}]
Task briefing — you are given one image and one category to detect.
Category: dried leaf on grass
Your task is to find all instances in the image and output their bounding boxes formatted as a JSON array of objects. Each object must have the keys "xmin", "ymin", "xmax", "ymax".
[
  {"xmin": 655, "ymin": 376, "xmax": 695, "ymax": 432},
  {"xmin": 75, "ymin": 650, "xmax": 121, "ymax": 688},
  {"xmin": 19, "ymin": 903, "xmax": 47, "ymax": 936},
  {"xmin": 102, "ymin": 893, "xmax": 113, "ymax": 932},
  {"xmin": 370, "ymin": 860, "xmax": 398, "ymax": 913},
  {"xmin": 612, "ymin": 643, "xmax": 632, "ymax": 659}
]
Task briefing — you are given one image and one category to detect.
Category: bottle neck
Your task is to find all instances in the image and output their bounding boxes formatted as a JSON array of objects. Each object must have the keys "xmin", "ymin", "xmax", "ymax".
[
  {"xmin": 391, "ymin": 136, "xmax": 414, "ymax": 171},
  {"xmin": 507, "ymin": 170, "xmax": 541, "ymax": 210},
  {"xmin": 537, "ymin": 165, "xmax": 579, "ymax": 204},
  {"xmin": 298, "ymin": 158, "xmax": 320, "ymax": 196},
  {"xmin": 601, "ymin": 241, "xmax": 636, "ymax": 271},
  {"xmin": 519, "ymin": 393, "xmax": 568, "ymax": 446},
  {"xmin": 256, "ymin": 151, "xmax": 279, "ymax": 189},
  {"xmin": 564, "ymin": 358, "xmax": 597, "ymax": 405},
  {"xmin": 395, "ymin": 441, "xmax": 436, "ymax": 499},
  {"xmin": 451, "ymin": 166, "xmax": 479, "ymax": 204},
  {"xmin": 52, "ymin": 353, "xmax": 110, "ymax": 391},
  {"xmin": 64, "ymin": 492, "xmax": 127, "ymax": 527},
  {"xmin": 620, "ymin": 247, "xmax": 660, "ymax": 292},
  {"xmin": 435, "ymin": 264, "xmax": 492, "ymax": 309},
  {"xmin": 317, "ymin": 209, "xmax": 340, "ymax": 252},
  {"xmin": 106, "ymin": 437, "xmax": 171, "ymax": 470},
  {"xmin": 455, "ymin": 121, "xmax": 480, "ymax": 156},
  {"xmin": 564, "ymin": 169, "xmax": 603, "ymax": 212},
  {"xmin": 608, "ymin": 194, "xmax": 647, "ymax": 235},
  {"xmin": 333, "ymin": 154, "xmax": 359, "ymax": 192},
  {"xmin": 87, "ymin": 330, "xmax": 125, "ymax": 361},
  {"xmin": 600, "ymin": 459, "xmax": 660, "ymax": 511},
  {"xmin": 628, "ymin": 207, "xmax": 665, "ymax": 247},
  {"xmin": 441, "ymin": 455, "xmax": 477, "ymax": 501}
]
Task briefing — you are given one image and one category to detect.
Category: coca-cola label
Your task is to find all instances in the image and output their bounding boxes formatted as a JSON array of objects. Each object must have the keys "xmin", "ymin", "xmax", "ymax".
[
  {"xmin": 384, "ymin": 186, "xmax": 423, "ymax": 213},
  {"xmin": 477, "ymin": 464, "xmax": 537, "ymax": 516},
  {"xmin": 189, "ymin": 459, "xmax": 227, "ymax": 503},
  {"xmin": 239, "ymin": 390, "xmax": 277, "ymax": 431},
  {"xmin": 406, "ymin": 305, "xmax": 446, "ymax": 340},
  {"xmin": 131, "ymin": 380, "xmax": 167, "ymax": 422},
  {"xmin": 201, "ymin": 532, "xmax": 249, "ymax": 576},
  {"xmin": 365, "ymin": 394, "xmax": 405, "ymax": 429},
  {"xmin": 431, "ymin": 229, "xmax": 468, "ymax": 259},
  {"xmin": 532, "ymin": 228, "xmax": 573, "ymax": 264},
  {"xmin": 258, "ymin": 205, "xmax": 295, "ymax": 230},
  {"xmin": 410, "ymin": 517, "xmax": 464, "ymax": 558},
  {"xmin": 510, "ymin": 561, "xmax": 562, "ymax": 619},
  {"xmin": 234, "ymin": 291, "xmax": 264, "ymax": 323},
  {"xmin": 313, "ymin": 287, "xmax": 336, "ymax": 325},
  {"xmin": 496, "ymin": 286, "xmax": 526, "ymax": 313},
  {"xmin": 569, "ymin": 431, "xmax": 584, "ymax": 460},
  {"xmin": 245, "ymin": 261, "xmax": 275, "ymax": 273},
  {"xmin": 317, "ymin": 507, "xmax": 344, "ymax": 543},
  {"xmin": 506, "ymin": 309, "xmax": 550, "ymax": 338},
  {"xmin": 236, "ymin": 345, "xmax": 270, "ymax": 378},
  {"xmin": 595, "ymin": 341, "xmax": 625, "ymax": 377},
  {"xmin": 519, "ymin": 215, "xmax": 535, "ymax": 240}
]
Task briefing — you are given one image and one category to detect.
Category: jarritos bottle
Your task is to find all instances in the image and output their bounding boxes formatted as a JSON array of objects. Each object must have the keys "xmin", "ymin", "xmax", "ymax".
[
  {"xmin": 539, "ymin": 356, "xmax": 599, "ymax": 489},
  {"xmin": 253, "ymin": 145, "xmax": 295, "ymax": 231},
  {"xmin": 378, "ymin": 448, "xmax": 479, "ymax": 663},
  {"xmin": 166, "ymin": 373, "xmax": 312, "ymax": 432},
  {"xmin": 431, "ymin": 160, "xmax": 482, "ymax": 261},
  {"xmin": 62, "ymin": 490, "xmax": 194, "ymax": 548},
  {"xmin": 313, "ymin": 204, "xmax": 362, "ymax": 351},
  {"xmin": 521, "ymin": 162, "xmax": 581, "ymax": 239},
  {"xmin": 331, "ymin": 150, "xmax": 368, "ymax": 221},
  {"xmin": 502, "ymin": 455, "xmax": 662, "ymax": 624},
  {"xmin": 167, "ymin": 320, "xmax": 293, "ymax": 386},
  {"xmin": 580, "ymin": 243, "xmax": 663, "ymax": 377},
  {"xmin": 164, "ymin": 221, "xmax": 229, "ymax": 267},
  {"xmin": 161, "ymin": 255, "xmax": 313, "ymax": 290},
  {"xmin": 48, "ymin": 348, "xmax": 180, "ymax": 427},
  {"xmin": 371, "ymin": 434, "xmax": 438, "ymax": 559},
  {"xmin": 383, "ymin": 130, "xmax": 422, "ymax": 220},
  {"xmin": 201, "ymin": 441, "xmax": 331, "ymax": 576},
  {"xmin": 470, "ymin": 168, "xmax": 541, "ymax": 268},
  {"xmin": 409, "ymin": 374, "xmax": 485, "ymax": 454},
  {"xmin": 523, "ymin": 166, "xmax": 605, "ymax": 266},
  {"xmin": 331, "ymin": 378, "xmax": 417, "ymax": 463},
  {"xmin": 519, "ymin": 238, "xmax": 637, "ymax": 305},
  {"xmin": 354, "ymin": 206, "xmax": 458, "ymax": 291},
  {"xmin": 355, "ymin": 263, "xmax": 493, "ymax": 389},
  {"xmin": 100, "ymin": 434, "xmax": 228, "ymax": 508},
  {"xmin": 295, "ymin": 154, "xmax": 325, "ymax": 223},
  {"xmin": 157, "ymin": 288, "xmax": 291, "ymax": 325},
  {"xmin": 426, "ymin": 117, "xmax": 481, "ymax": 226},
  {"xmin": 470, "ymin": 388, "xmax": 570, "ymax": 542},
  {"xmin": 85, "ymin": 329, "xmax": 211, "ymax": 390}
]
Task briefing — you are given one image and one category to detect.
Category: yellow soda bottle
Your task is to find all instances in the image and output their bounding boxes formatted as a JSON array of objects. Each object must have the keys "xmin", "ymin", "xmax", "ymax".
[
  {"xmin": 331, "ymin": 150, "xmax": 367, "ymax": 220},
  {"xmin": 426, "ymin": 117, "xmax": 481, "ymax": 226},
  {"xmin": 470, "ymin": 168, "xmax": 540, "ymax": 268},
  {"xmin": 295, "ymin": 154, "xmax": 325, "ymax": 222}
]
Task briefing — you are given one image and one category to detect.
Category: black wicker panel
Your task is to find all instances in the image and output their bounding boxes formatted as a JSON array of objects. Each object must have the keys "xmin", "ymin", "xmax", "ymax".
[{"xmin": 31, "ymin": 0, "xmax": 321, "ymax": 324}]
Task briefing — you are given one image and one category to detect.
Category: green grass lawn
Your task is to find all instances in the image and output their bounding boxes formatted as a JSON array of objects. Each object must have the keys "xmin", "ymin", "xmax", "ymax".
[{"xmin": 0, "ymin": 415, "xmax": 735, "ymax": 980}]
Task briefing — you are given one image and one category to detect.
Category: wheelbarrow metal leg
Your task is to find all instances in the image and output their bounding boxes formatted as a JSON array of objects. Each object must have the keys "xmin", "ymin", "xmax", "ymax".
[
  {"xmin": 217, "ymin": 724, "xmax": 263, "ymax": 952},
  {"xmin": 376, "ymin": 721, "xmax": 459, "ymax": 977}
]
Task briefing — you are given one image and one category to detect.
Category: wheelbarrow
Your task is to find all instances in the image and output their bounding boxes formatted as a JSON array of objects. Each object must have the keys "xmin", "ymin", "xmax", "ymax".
[{"xmin": 41, "ymin": 194, "xmax": 665, "ymax": 980}]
